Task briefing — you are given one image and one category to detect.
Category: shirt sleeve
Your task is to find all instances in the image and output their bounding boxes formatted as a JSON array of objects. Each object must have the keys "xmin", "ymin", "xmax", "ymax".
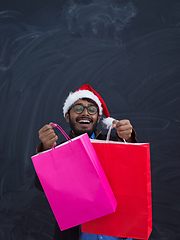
[{"xmin": 116, "ymin": 128, "xmax": 137, "ymax": 143}]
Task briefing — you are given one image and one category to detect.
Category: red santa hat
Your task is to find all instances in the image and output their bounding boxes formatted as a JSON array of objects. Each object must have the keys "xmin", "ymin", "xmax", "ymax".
[{"xmin": 63, "ymin": 84, "xmax": 115, "ymax": 128}]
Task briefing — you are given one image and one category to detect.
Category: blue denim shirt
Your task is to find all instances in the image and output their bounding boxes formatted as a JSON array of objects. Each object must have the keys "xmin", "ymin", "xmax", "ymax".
[{"xmin": 80, "ymin": 231, "xmax": 132, "ymax": 240}]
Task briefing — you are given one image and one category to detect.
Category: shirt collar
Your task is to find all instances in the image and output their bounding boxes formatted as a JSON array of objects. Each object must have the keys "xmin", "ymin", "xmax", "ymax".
[{"xmin": 90, "ymin": 132, "xmax": 95, "ymax": 139}]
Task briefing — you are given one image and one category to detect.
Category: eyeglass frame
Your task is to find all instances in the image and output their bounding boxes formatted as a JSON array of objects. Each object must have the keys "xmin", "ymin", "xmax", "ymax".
[{"xmin": 71, "ymin": 104, "xmax": 99, "ymax": 115}]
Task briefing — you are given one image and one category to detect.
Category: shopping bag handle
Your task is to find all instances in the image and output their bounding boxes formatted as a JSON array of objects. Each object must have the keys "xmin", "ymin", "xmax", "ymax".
[
  {"xmin": 106, "ymin": 124, "xmax": 126, "ymax": 143},
  {"xmin": 50, "ymin": 123, "xmax": 71, "ymax": 148}
]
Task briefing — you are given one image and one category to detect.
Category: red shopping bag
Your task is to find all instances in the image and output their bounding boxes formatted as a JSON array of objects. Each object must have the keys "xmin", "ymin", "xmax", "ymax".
[
  {"xmin": 82, "ymin": 129, "xmax": 152, "ymax": 240},
  {"xmin": 31, "ymin": 124, "xmax": 117, "ymax": 231}
]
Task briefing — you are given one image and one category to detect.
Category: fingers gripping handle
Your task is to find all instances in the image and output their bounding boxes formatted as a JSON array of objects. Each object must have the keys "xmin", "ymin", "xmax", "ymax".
[
  {"xmin": 106, "ymin": 124, "xmax": 126, "ymax": 143},
  {"xmin": 50, "ymin": 123, "xmax": 71, "ymax": 148}
]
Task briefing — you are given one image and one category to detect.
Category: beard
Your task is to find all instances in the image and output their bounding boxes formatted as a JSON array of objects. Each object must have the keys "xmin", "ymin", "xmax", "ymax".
[{"xmin": 69, "ymin": 116, "xmax": 99, "ymax": 137}]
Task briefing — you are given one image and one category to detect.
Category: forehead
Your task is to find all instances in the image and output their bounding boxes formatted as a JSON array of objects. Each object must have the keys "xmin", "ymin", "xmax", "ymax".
[{"xmin": 73, "ymin": 99, "xmax": 95, "ymax": 106}]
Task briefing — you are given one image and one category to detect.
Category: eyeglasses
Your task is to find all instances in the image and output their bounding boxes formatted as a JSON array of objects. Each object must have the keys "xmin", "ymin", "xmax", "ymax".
[{"xmin": 72, "ymin": 104, "xmax": 98, "ymax": 115}]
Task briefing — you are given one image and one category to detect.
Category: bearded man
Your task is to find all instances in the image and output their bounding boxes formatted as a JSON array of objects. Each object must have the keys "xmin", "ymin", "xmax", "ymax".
[{"xmin": 35, "ymin": 84, "xmax": 137, "ymax": 240}]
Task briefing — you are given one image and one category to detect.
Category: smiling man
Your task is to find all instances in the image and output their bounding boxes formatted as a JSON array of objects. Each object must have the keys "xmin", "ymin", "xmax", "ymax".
[
  {"xmin": 35, "ymin": 84, "xmax": 137, "ymax": 240},
  {"xmin": 65, "ymin": 98, "xmax": 100, "ymax": 137}
]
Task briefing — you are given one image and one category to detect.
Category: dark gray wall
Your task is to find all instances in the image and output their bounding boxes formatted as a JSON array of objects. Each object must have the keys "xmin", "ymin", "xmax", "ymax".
[{"xmin": 0, "ymin": 0, "xmax": 180, "ymax": 239}]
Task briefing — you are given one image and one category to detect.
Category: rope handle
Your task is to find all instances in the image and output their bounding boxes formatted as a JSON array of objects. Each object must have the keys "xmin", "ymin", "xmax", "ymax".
[
  {"xmin": 50, "ymin": 123, "xmax": 71, "ymax": 148},
  {"xmin": 106, "ymin": 124, "xmax": 126, "ymax": 143}
]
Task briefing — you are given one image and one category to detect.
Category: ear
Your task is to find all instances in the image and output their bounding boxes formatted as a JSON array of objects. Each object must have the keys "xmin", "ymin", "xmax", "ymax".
[
  {"xmin": 97, "ymin": 115, "xmax": 100, "ymax": 123},
  {"xmin": 65, "ymin": 113, "xmax": 70, "ymax": 123}
]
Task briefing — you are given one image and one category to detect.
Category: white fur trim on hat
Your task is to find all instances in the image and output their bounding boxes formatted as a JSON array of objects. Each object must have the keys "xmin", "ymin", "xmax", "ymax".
[
  {"xmin": 102, "ymin": 117, "xmax": 115, "ymax": 129},
  {"xmin": 63, "ymin": 90, "xmax": 103, "ymax": 117}
]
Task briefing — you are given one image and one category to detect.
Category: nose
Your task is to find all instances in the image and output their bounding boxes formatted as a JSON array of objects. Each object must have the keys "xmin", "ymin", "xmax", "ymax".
[{"xmin": 82, "ymin": 107, "xmax": 89, "ymax": 115}]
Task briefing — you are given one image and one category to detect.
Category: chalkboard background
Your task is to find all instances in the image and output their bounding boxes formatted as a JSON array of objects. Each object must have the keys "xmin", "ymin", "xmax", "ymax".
[{"xmin": 0, "ymin": 0, "xmax": 180, "ymax": 239}]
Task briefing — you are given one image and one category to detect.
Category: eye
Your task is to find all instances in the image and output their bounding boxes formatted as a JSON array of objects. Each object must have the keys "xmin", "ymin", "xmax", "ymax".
[
  {"xmin": 88, "ymin": 106, "xmax": 97, "ymax": 114},
  {"xmin": 74, "ymin": 105, "xmax": 83, "ymax": 113}
]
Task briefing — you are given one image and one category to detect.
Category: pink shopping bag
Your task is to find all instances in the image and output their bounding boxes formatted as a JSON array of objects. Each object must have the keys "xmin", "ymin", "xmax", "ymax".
[{"xmin": 31, "ymin": 123, "xmax": 117, "ymax": 231}]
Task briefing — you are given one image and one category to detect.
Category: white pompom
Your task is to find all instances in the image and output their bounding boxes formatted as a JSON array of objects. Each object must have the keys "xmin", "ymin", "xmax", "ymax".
[{"xmin": 102, "ymin": 117, "xmax": 115, "ymax": 129}]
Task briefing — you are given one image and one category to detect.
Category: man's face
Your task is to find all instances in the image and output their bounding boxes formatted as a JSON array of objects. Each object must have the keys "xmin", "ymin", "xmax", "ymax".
[{"xmin": 65, "ymin": 99, "xmax": 100, "ymax": 137}]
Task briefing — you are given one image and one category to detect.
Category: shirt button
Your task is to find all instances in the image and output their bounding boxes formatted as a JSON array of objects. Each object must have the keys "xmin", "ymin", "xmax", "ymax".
[{"xmin": 99, "ymin": 236, "xmax": 103, "ymax": 240}]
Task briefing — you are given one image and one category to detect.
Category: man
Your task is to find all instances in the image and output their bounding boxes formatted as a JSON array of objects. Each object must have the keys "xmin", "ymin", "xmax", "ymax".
[{"xmin": 35, "ymin": 84, "xmax": 137, "ymax": 240}]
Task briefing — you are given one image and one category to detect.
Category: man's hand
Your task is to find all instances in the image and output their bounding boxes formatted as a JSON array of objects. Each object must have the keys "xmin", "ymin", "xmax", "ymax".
[
  {"xmin": 113, "ymin": 119, "xmax": 133, "ymax": 142},
  {"xmin": 38, "ymin": 123, "xmax": 58, "ymax": 151}
]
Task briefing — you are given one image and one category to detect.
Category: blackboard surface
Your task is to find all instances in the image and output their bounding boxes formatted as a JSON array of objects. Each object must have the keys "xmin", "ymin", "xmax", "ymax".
[{"xmin": 0, "ymin": 0, "xmax": 180, "ymax": 239}]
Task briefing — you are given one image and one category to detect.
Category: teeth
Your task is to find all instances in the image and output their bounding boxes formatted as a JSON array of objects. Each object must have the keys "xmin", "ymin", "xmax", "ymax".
[{"xmin": 79, "ymin": 120, "xmax": 90, "ymax": 124}]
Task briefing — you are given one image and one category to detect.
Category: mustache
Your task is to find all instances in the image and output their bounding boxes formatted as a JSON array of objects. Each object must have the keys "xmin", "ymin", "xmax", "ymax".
[{"xmin": 76, "ymin": 117, "xmax": 93, "ymax": 123}]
